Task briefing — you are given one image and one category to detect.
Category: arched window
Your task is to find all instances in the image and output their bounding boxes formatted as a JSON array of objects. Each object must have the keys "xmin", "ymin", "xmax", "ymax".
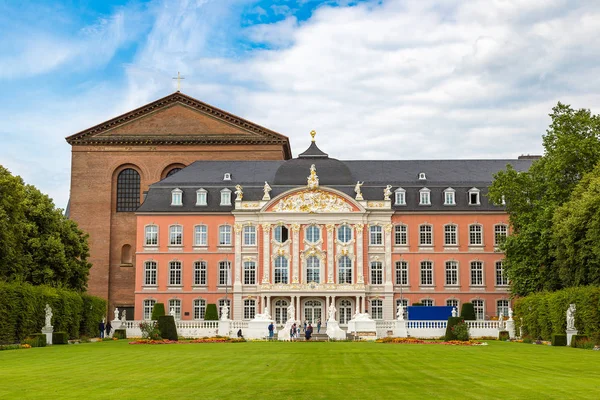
[
  {"xmin": 339, "ymin": 299, "xmax": 352, "ymax": 324},
  {"xmin": 306, "ymin": 225, "xmax": 320, "ymax": 243},
  {"xmin": 274, "ymin": 256, "xmax": 288, "ymax": 284},
  {"xmin": 116, "ymin": 168, "xmax": 140, "ymax": 212},
  {"xmin": 338, "ymin": 256, "xmax": 352, "ymax": 284},
  {"xmin": 337, "ymin": 225, "xmax": 352, "ymax": 243},
  {"xmin": 274, "ymin": 299, "xmax": 289, "ymax": 325},
  {"xmin": 306, "ymin": 256, "xmax": 320, "ymax": 283},
  {"xmin": 166, "ymin": 168, "xmax": 182, "ymax": 177},
  {"xmin": 194, "ymin": 299, "xmax": 206, "ymax": 320},
  {"xmin": 370, "ymin": 299, "xmax": 383, "ymax": 319}
]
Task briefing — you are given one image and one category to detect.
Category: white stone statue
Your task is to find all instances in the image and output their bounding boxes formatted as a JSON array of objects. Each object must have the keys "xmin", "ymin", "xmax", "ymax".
[
  {"xmin": 169, "ymin": 308, "xmax": 175, "ymax": 317},
  {"xmin": 121, "ymin": 310, "xmax": 127, "ymax": 324},
  {"xmin": 567, "ymin": 304, "xmax": 576, "ymax": 330},
  {"xmin": 113, "ymin": 307, "xmax": 119, "ymax": 321},
  {"xmin": 498, "ymin": 313, "xmax": 504, "ymax": 330},
  {"xmin": 383, "ymin": 185, "xmax": 393, "ymax": 201},
  {"xmin": 263, "ymin": 181, "xmax": 272, "ymax": 200},
  {"xmin": 396, "ymin": 304, "xmax": 404, "ymax": 321},
  {"xmin": 451, "ymin": 307, "xmax": 458, "ymax": 318},
  {"xmin": 328, "ymin": 303, "xmax": 337, "ymax": 321},
  {"xmin": 354, "ymin": 181, "xmax": 364, "ymax": 200},
  {"xmin": 287, "ymin": 303, "xmax": 295, "ymax": 322},
  {"xmin": 307, "ymin": 164, "xmax": 319, "ymax": 189},
  {"xmin": 234, "ymin": 184, "xmax": 243, "ymax": 201},
  {"xmin": 44, "ymin": 304, "xmax": 53, "ymax": 327},
  {"xmin": 354, "ymin": 303, "xmax": 360, "ymax": 318},
  {"xmin": 220, "ymin": 304, "xmax": 230, "ymax": 321}
]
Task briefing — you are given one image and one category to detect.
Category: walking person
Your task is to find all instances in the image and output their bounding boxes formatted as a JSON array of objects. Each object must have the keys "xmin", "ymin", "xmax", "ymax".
[
  {"xmin": 291, "ymin": 323, "xmax": 297, "ymax": 341},
  {"xmin": 305, "ymin": 323, "xmax": 313, "ymax": 340},
  {"xmin": 99, "ymin": 319, "xmax": 105, "ymax": 339},
  {"xmin": 303, "ymin": 320, "xmax": 307, "ymax": 333},
  {"xmin": 105, "ymin": 320, "xmax": 112, "ymax": 338},
  {"xmin": 317, "ymin": 318, "xmax": 321, "ymax": 334},
  {"xmin": 268, "ymin": 322, "xmax": 274, "ymax": 340}
]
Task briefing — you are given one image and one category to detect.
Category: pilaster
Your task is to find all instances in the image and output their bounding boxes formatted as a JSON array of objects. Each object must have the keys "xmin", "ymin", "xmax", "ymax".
[
  {"xmin": 262, "ymin": 224, "xmax": 271, "ymax": 284},
  {"xmin": 291, "ymin": 223, "xmax": 300, "ymax": 283},
  {"xmin": 326, "ymin": 224, "xmax": 335, "ymax": 283},
  {"xmin": 355, "ymin": 224, "xmax": 364, "ymax": 284},
  {"xmin": 234, "ymin": 223, "xmax": 243, "ymax": 284}
]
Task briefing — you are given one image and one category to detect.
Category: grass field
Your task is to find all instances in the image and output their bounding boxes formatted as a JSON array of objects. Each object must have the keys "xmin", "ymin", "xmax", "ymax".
[{"xmin": 1, "ymin": 340, "xmax": 598, "ymax": 399}]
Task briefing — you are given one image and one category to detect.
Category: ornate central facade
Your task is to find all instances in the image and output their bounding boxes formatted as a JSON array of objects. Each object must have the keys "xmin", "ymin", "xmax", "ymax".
[{"xmin": 134, "ymin": 133, "xmax": 533, "ymax": 325}]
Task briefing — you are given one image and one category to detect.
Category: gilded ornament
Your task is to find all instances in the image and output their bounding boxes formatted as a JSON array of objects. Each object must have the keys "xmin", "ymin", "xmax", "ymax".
[
  {"xmin": 234, "ymin": 223, "xmax": 243, "ymax": 233},
  {"xmin": 326, "ymin": 224, "xmax": 335, "ymax": 232},
  {"xmin": 291, "ymin": 223, "xmax": 301, "ymax": 232},
  {"xmin": 261, "ymin": 223, "xmax": 272, "ymax": 233},
  {"xmin": 234, "ymin": 185, "xmax": 243, "ymax": 201},
  {"xmin": 355, "ymin": 223, "xmax": 364, "ymax": 232},
  {"xmin": 384, "ymin": 224, "xmax": 393, "ymax": 233},
  {"xmin": 273, "ymin": 190, "xmax": 352, "ymax": 213}
]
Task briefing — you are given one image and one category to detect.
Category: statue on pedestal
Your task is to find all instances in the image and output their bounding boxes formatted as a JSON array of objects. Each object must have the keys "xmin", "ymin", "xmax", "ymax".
[
  {"xmin": 328, "ymin": 303, "xmax": 337, "ymax": 321},
  {"xmin": 113, "ymin": 307, "xmax": 119, "ymax": 321},
  {"xmin": 44, "ymin": 304, "xmax": 53, "ymax": 327},
  {"xmin": 120, "ymin": 310, "xmax": 127, "ymax": 324},
  {"xmin": 567, "ymin": 304, "xmax": 576, "ymax": 330},
  {"xmin": 396, "ymin": 304, "xmax": 404, "ymax": 321},
  {"xmin": 220, "ymin": 304, "xmax": 230, "ymax": 321},
  {"xmin": 263, "ymin": 182, "xmax": 272, "ymax": 201},
  {"xmin": 383, "ymin": 185, "xmax": 393, "ymax": 201},
  {"xmin": 234, "ymin": 185, "xmax": 243, "ymax": 201},
  {"xmin": 498, "ymin": 313, "xmax": 504, "ymax": 330},
  {"xmin": 508, "ymin": 308, "xmax": 513, "ymax": 321},
  {"xmin": 287, "ymin": 303, "xmax": 295, "ymax": 322},
  {"xmin": 451, "ymin": 307, "xmax": 458, "ymax": 318},
  {"xmin": 354, "ymin": 181, "xmax": 364, "ymax": 200}
]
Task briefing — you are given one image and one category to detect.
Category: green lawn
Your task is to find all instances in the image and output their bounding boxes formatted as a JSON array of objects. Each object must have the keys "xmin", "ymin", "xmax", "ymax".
[{"xmin": 0, "ymin": 341, "xmax": 598, "ymax": 399}]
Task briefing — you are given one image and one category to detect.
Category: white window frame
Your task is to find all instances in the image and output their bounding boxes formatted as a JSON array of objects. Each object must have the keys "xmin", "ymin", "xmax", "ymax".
[
  {"xmin": 444, "ymin": 224, "xmax": 458, "ymax": 246},
  {"xmin": 495, "ymin": 261, "xmax": 508, "ymax": 286},
  {"xmin": 469, "ymin": 224, "xmax": 483, "ymax": 246},
  {"xmin": 273, "ymin": 225, "xmax": 289, "ymax": 244},
  {"xmin": 494, "ymin": 224, "xmax": 508, "ymax": 246},
  {"xmin": 169, "ymin": 225, "xmax": 183, "ymax": 246},
  {"xmin": 419, "ymin": 224, "xmax": 433, "ymax": 246},
  {"xmin": 338, "ymin": 256, "xmax": 352, "ymax": 284},
  {"xmin": 422, "ymin": 299, "xmax": 434, "ymax": 307},
  {"xmin": 223, "ymin": 173, "xmax": 231, "ymax": 181},
  {"xmin": 497, "ymin": 299, "xmax": 509, "ymax": 317},
  {"xmin": 143, "ymin": 299, "xmax": 156, "ymax": 320},
  {"xmin": 196, "ymin": 188, "xmax": 207, "ymax": 206},
  {"xmin": 419, "ymin": 187, "xmax": 431, "ymax": 205},
  {"xmin": 144, "ymin": 261, "xmax": 157, "ymax": 286},
  {"xmin": 193, "ymin": 261, "xmax": 207, "ymax": 286},
  {"xmin": 171, "ymin": 188, "xmax": 183, "ymax": 206},
  {"xmin": 337, "ymin": 225, "xmax": 352, "ymax": 243},
  {"xmin": 370, "ymin": 299, "xmax": 383, "ymax": 320},
  {"xmin": 472, "ymin": 299, "xmax": 484, "ymax": 320},
  {"xmin": 446, "ymin": 299, "xmax": 459, "ymax": 310},
  {"xmin": 194, "ymin": 225, "xmax": 208, "ymax": 247},
  {"xmin": 395, "ymin": 188, "xmax": 406, "ymax": 205},
  {"xmin": 243, "ymin": 225, "xmax": 256, "ymax": 246},
  {"xmin": 470, "ymin": 261, "xmax": 484, "ymax": 286},
  {"xmin": 169, "ymin": 261, "xmax": 182, "ymax": 286},
  {"xmin": 274, "ymin": 256, "xmax": 289, "ymax": 284},
  {"xmin": 444, "ymin": 188, "xmax": 456, "ymax": 205},
  {"xmin": 243, "ymin": 299, "xmax": 256, "ymax": 320},
  {"xmin": 370, "ymin": 261, "xmax": 383, "ymax": 285},
  {"xmin": 420, "ymin": 261, "xmax": 433, "ymax": 286},
  {"xmin": 220, "ymin": 188, "xmax": 231, "ymax": 206},
  {"xmin": 445, "ymin": 260, "xmax": 458, "ymax": 286},
  {"xmin": 395, "ymin": 261, "xmax": 408, "ymax": 286},
  {"xmin": 394, "ymin": 224, "xmax": 407, "ymax": 246},
  {"xmin": 144, "ymin": 225, "xmax": 158, "ymax": 246},
  {"xmin": 219, "ymin": 225, "xmax": 232, "ymax": 246},
  {"xmin": 244, "ymin": 261, "xmax": 256, "ymax": 285},
  {"xmin": 468, "ymin": 187, "xmax": 481, "ymax": 205},
  {"xmin": 218, "ymin": 261, "xmax": 231, "ymax": 286},
  {"xmin": 193, "ymin": 298, "xmax": 206, "ymax": 320},
  {"xmin": 369, "ymin": 225, "xmax": 383, "ymax": 246},
  {"xmin": 305, "ymin": 225, "xmax": 321, "ymax": 243},
  {"xmin": 418, "ymin": 172, "xmax": 427, "ymax": 180},
  {"xmin": 168, "ymin": 299, "xmax": 181, "ymax": 320},
  {"xmin": 306, "ymin": 256, "xmax": 321, "ymax": 283}
]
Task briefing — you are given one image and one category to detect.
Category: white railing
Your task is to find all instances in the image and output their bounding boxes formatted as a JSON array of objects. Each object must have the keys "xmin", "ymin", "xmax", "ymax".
[
  {"xmin": 467, "ymin": 320, "xmax": 500, "ymax": 338},
  {"xmin": 407, "ymin": 321, "xmax": 447, "ymax": 329},
  {"xmin": 376, "ymin": 321, "xmax": 396, "ymax": 337},
  {"xmin": 231, "ymin": 321, "xmax": 249, "ymax": 329},
  {"xmin": 406, "ymin": 320, "xmax": 447, "ymax": 339}
]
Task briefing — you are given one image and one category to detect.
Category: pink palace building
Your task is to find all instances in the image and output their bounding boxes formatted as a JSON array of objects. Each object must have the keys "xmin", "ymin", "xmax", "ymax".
[{"xmin": 134, "ymin": 133, "xmax": 533, "ymax": 326}]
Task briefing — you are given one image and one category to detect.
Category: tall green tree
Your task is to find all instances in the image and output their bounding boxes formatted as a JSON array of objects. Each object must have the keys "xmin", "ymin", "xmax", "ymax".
[
  {"xmin": 0, "ymin": 166, "xmax": 91, "ymax": 291},
  {"xmin": 489, "ymin": 103, "xmax": 600, "ymax": 296}
]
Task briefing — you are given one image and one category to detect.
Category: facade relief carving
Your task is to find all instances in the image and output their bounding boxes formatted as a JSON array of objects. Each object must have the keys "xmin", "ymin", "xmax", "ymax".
[{"xmin": 273, "ymin": 190, "xmax": 353, "ymax": 213}]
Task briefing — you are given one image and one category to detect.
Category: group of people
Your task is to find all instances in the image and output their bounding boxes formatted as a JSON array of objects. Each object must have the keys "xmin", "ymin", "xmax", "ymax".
[{"xmin": 98, "ymin": 319, "xmax": 112, "ymax": 338}]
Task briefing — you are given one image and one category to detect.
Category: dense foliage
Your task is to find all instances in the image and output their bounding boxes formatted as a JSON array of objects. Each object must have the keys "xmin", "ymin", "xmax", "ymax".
[
  {"xmin": 514, "ymin": 286, "xmax": 600, "ymax": 340},
  {"xmin": 489, "ymin": 103, "xmax": 600, "ymax": 295},
  {"xmin": 157, "ymin": 316, "xmax": 178, "ymax": 341},
  {"xmin": 151, "ymin": 303, "xmax": 165, "ymax": 320},
  {"xmin": 0, "ymin": 165, "xmax": 91, "ymax": 291},
  {"xmin": 205, "ymin": 304, "xmax": 218, "ymax": 320},
  {"xmin": 52, "ymin": 332, "xmax": 68, "ymax": 345},
  {"xmin": 0, "ymin": 281, "xmax": 106, "ymax": 344},
  {"xmin": 551, "ymin": 334, "xmax": 567, "ymax": 346},
  {"xmin": 444, "ymin": 317, "xmax": 463, "ymax": 341},
  {"xmin": 460, "ymin": 303, "xmax": 476, "ymax": 320}
]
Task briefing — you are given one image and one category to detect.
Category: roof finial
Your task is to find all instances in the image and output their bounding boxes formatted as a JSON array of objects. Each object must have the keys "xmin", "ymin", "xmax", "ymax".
[
  {"xmin": 310, "ymin": 130, "xmax": 316, "ymax": 142},
  {"xmin": 172, "ymin": 71, "xmax": 185, "ymax": 91}
]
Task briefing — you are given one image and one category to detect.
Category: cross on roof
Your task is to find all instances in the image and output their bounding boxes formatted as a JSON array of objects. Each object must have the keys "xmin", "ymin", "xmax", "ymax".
[{"xmin": 172, "ymin": 71, "xmax": 185, "ymax": 91}]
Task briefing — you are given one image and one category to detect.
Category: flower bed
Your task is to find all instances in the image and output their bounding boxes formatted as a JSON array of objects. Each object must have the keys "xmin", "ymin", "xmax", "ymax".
[
  {"xmin": 129, "ymin": 337, "xmax": 246, "ymax": 345},
  {"xmin": 376, "ymin": 337, "xmax": 486, "ymax": 346}
]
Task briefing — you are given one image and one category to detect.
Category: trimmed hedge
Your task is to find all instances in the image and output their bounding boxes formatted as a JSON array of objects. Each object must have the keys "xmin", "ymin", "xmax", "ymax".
[
  {"xmin": 571, "ymin": 334, "xmax": 588, "ymax": 348},
  {"xmin": 52, "ymin": 331, "xmax": 68, "ymax": 345},
  {"xmin": 461, "ymin": 303, "xmax": 476, "ymax": 320},
  {"xmin": 157, "ymin": 316, "xmax": 178, "ymax": 341},
  {"xmin": 551, "ymin": 334, "xmax": 567, "ymax": 346},
  {"xmin": 0, "ymin": 281, "xmax": 106, "ymax": 344},
  {"xmin": 205, "ymin": 304, "xmax": 219, "ymax": 321},
  {"xmin": 498, "ymin": 330, "xmax": 510, "ymax": 341},
  {"xmin": 113, "ymin": 329, "xmax": 127, "ymax": 339},
  {"xmin": 444, "ymin": 317, "xmax": 464, "ymax": 341},
  {"xmin": 411, "ymin": 303, "xmax": 423, "ymax": 306},
  {"xmin": 514, "ymin": 286, "xmax": 600, "ymax": 340},
  {"xmin": 23, "ymin": 333, "xmax": 47, "ymax": 347},
  {"xmin": 151, "ymin": 303, "xmax": 166, "ymax": 320}
]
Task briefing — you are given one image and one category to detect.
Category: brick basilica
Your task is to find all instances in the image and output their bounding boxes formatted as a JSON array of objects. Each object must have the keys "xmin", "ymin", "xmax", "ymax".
[{"xmin": 66, "ymin": 91, "xmax": 532, "ymax": 323}]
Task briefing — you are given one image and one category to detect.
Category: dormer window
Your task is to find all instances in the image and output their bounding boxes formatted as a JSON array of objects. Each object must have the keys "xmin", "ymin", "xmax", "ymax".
[
  {"xmin": 196, "ymin": 188, "xmax": 207, "ymax": 206},
  {"xmin": 395, "ymin": 188, "xmax": 406, "ymax": 205},
  {"xmin": 220, "ymin": 189, "xmax": 231, "ymax": 206},
  {"xmin": 444, "ymin": 188, "xmax": 455, "ymax": 205},
  {"xmin": 468, "ymin": 188, "xmax": 481, "ymax": 205},
  {"xmin": 418, "ymin": 172, "xmax": 427, "ymax": 180},
  {"xmin": 223, "ymin": 173, "xmax": 231, "ymax": 181},
  {"xmin": 419, "ymin": 188, "xmax": 431, "ymax": 205},
  {"xmin": 171, "ymin": 188, "xmax": 183, "ymax": 206}
]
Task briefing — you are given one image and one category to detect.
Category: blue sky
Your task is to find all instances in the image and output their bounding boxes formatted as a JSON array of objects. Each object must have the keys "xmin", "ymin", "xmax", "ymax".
[{"xmin": 1, "ymin": 0, "xmax": 600, "ymax": 208}]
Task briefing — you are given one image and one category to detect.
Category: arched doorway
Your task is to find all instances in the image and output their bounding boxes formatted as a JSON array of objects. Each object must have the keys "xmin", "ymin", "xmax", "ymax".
[
  {"xmin": 274, "ymin": 298, "xmax": 289, "ymax": 325},
  {"xmin": 303, "ymin": 299, "xmax": 323, "ymax": 324},
  {"xmin": 338, "ymin": 299, "xmax": 353, "ymax": 325}
]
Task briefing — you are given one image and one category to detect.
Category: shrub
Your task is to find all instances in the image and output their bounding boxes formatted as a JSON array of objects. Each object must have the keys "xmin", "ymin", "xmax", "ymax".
[
  {"xmin": 80, "ymin": 294, "xmax": 107, "ymax": 338},
  {"xmin": 452, "ymin": 321, "xmax": 470, "ymax": 341},
  {"xmin": 113, "ymin": 329, "xmax": 127, "ymax": 340},
  {"xmin": 498, "ymin": 330, "xmax": 510, "ymax": 341},
  {"xmin": 551, "ymin": 334, "xmax": 567, "ymax": 346},
  {"xmin": 411, "ymin": 302, "xmax": 423, "ymax": 306},
  {"xmin": 151, "ymin": 303, "xmax": 166, "ymax": 320},
  {"xmin": 52, "ymin": 332, "xmax": 68, "ymax": 345},
  {"xmin": 444, "ymin": 317, "xmax": 463, "ymax": 341},
  {"xmin": 23, "ymin": 334, "xmax": 47, "ymax": 347},
  {"xmin": 205, "ymin": 304, "xmax": 219, "ymax": 321},
  {"xmin": 157, "ymin": 316, "xmax": 178, "ymax": 341},
  {"xmin": 461, "ymin": 303, "xmax": 476, "ymax": 320},
  {"xmin": 570, "ymin": 334, "xmax": 588, "ymax": 347},
  {"xmin": 139, "ymin": 321, "xmax": 161, "ymax": 340}
]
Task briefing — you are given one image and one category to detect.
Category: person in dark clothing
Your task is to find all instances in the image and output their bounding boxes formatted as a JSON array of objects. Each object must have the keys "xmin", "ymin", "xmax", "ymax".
[
  {"xmin": 237, "ymin": 329, "xmax": 244, "ymax": 338},
  {"xmin": 99, "ymin": 320, "xmax": 105, "ymax": 339},
  {"xmin": 305, "ymin": 323, "xmax": 313, "ymax": 340},
  {"xmin": 268, "ymin": 322, "xmax": 274, "ymax": 339},
  {"xmin": 105, "ymin": 320, "xmax": 112, "ymax": 337}
]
